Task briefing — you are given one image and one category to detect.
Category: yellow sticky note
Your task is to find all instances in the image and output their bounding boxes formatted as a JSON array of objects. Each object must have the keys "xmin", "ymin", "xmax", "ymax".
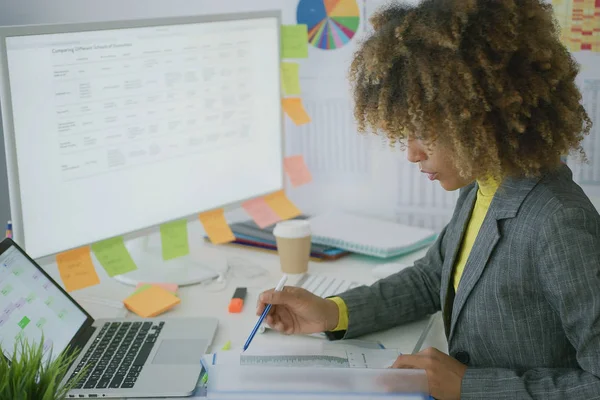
[
  {"xmin": 199, "ymin": 209, "xmax": 235, "ymax": 244},
  {"xmin": 56, "ymin": 246, "xmax": 100, "ymax": 292},
  {"xmin": 281, "ymin": 25, "xmax": 309, "ymax": 59},
  {"xmin": 91, "ymin": 236, "xmax": 138, "ymax": 277},
  {"xmin": 282, "ymin": 98, "xmax": 311, "ymax": 126},
  {"xmin": 221, "ymin": 340, "xmax": 231, "ymax": 350},
  {"xmin": 263, "ymin": 190, "xmax": 302, "ymax": 220},
  {"xmin": 281, "ymin": 62, "xmax": 301, "ymax": 95},
  {"xmin": 284, "ymin": 155, "xmax": 312, "ymax": 187},
  {"xmin": 124, "ymin": 285, "xmax": 180, "ymax": 318},
  {"xmin": 160, "ymin": 219, "xmax": 190, "ymax": 260}
]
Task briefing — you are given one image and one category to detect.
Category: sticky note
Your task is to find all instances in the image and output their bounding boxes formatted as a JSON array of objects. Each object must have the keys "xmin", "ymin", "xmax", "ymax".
[
  {"xmin": 242, "ymin": 197, "xmax": 281, "ymax": 228},
  {"xmin": 282, "ymin": 98, "xmax": 311, "ymax": 126},
  {"xmin": 56, "ymin": 246, "xmax": 100, "ymax": 292},
  {"xmin": 124, "ymin": 285, "xmax": 180, "ymax": 318},
  {"xmin": 221, "ymin": 341, "xmax": 231, "ymax": 350},
  {"xmin": 281, "ymin": 62, "xmax": 301, "ymax": 95},
  {"xmin": 281, "ymin": 24, "xmax": 309, "ymax": 59},
  {"xmin": 135, "ymin": 282, "xmax": 178, "ymax": 294},
  {"xmin": 263, "ymin": 190, "xmax": 302, "ymax": 220},
  {"xmin": 284, "ymin": 155, "xmax": 312, "ymax": 187},
  {"xmin": 160, "ymin": 219, "xmax": 190, "ymax": 260},
  {"xmin": 199, "ymin": 209, "xmax": 235, "ymax": 244},
  {"xmin": 91, "ymin": 237, "xmax": 138, "ymax": 277}
]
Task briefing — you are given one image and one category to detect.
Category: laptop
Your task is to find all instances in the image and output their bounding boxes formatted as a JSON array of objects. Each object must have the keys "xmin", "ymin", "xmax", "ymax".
[{"xmin": 0, "ymin": 238, "xmax": 218, "ymax": 398}]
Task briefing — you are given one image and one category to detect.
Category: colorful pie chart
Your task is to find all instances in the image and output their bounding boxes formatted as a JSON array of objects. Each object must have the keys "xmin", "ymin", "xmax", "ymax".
[{"xmin": 296, "ymin": 0, "xmax": 361, "ymax": 50}]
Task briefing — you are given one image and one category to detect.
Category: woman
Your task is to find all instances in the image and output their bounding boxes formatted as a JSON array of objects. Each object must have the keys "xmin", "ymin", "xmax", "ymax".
[{"xmin": 257, "ymin": 0, "xmax": 600, "ymax": 399}]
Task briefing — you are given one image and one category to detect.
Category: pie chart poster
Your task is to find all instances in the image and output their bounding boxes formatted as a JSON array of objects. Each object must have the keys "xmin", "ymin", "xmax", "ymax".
[{"xmin": 297, "ymin": 0, "xmax": 361, "ymax": 50}]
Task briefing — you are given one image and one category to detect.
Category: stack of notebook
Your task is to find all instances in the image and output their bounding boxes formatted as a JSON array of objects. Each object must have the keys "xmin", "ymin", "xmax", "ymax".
[
  {"xmin": 217, "ymin": 216, "xmax": 349, "ymax": 261},
  {"xmin": 307, "ymin": 212, "xmax": 438, "ymax": 259}
]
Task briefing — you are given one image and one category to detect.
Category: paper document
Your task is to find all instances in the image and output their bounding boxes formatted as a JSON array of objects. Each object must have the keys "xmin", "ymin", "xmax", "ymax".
[
  {"xmin": 205, "ymin": 343, "xmax": 428, "ymax": 400},
  {"xmin": 211, "ymin": 343, "xmax": 400, "ymax": 369}
]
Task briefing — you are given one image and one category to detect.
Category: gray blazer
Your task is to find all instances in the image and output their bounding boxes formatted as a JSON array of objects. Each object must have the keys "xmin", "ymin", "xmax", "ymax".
[{"xmin": 335, "ymin": 164, "xmax": 600, "ymax": 399}]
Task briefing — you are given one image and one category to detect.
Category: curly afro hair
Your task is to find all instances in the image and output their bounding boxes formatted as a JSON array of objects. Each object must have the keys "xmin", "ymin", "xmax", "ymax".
[{"xmin": 349, "ymin": 0, "xmax": 592, "ymax": 180}]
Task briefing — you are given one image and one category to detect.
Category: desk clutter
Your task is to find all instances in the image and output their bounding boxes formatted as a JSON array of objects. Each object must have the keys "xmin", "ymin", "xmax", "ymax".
[
  {"xmin": 208, "ymin": 212, "xmax": 437, "ymax": 261},
  {"xmin": 213, "ymin": 215, "xmax": 349, "ymax": 261}
]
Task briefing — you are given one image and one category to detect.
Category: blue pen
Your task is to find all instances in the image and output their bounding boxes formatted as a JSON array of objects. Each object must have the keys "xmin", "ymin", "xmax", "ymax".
[{"xmin": 243, "ymin": 274, "xmax": 288, "ymax": 352}]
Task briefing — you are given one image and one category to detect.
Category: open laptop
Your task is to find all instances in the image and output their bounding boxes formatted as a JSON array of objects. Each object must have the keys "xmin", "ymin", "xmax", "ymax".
[{"xmin": 0, "ymin": 238, "xmax": 218, "ymax": 398}]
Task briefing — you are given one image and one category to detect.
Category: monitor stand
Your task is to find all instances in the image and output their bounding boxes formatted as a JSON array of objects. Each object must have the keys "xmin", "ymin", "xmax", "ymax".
[{"xmin": 113, "ymin": 235, "xmax": 224, "ymax": 287}]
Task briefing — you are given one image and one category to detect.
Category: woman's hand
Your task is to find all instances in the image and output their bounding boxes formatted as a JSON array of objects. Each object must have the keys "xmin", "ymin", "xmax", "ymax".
[
  {"xmin": 391, "ymin": 347, "xmax": 467, "ymax": 400},
  {"xmin": 256, "ymin": 286, "xmax": 340, "ymax": 335}
]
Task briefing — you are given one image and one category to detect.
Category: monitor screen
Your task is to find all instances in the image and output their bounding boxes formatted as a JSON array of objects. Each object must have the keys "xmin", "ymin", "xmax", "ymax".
[
  {"xmin": 0, "ymin": 245, "xmax": 88, "ymax": 361},
  {"xmin": 1, "ymin": 15, "xmax": 283, "ymax": 258}
]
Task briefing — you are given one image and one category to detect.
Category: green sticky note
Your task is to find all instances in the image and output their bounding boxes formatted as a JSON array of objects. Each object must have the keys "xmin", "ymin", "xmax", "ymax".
[
  {"xmin": 281, "ymin": 62, "xmax": 302, "ymax": 95},
  {"xmin": 160, "ymin": 219, "xmax": 190, "ymax": 260},
  {"xmin": 281, "ymin": 25, "xmax": 309, "ymax": 59},
  {"xmin": 91, "ymin": 236, "xmax": 138, "ymax": 277}
]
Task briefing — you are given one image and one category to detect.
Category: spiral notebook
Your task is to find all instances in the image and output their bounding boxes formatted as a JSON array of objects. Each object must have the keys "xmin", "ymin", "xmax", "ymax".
[{"xmin": 307, "ymin": 212, "xmax": 437, "ymax": 258}]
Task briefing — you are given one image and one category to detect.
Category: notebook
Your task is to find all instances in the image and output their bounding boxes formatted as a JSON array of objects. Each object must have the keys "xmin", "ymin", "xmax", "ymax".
[{"xmin": 307, "ymin": 212, "xmax": 437, "ymax": 258}]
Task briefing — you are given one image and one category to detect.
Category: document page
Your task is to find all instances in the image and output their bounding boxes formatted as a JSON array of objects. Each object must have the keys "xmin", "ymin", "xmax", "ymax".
[{"xmin": 211, "ymin": 343, "xmax": 401, "ymax": 369}]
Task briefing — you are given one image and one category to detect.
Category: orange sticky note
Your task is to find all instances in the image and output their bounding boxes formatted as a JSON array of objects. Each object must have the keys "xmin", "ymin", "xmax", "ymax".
[
  {"xmin": 56, "ymin": 246, "xmax": 100, "ymax": 292},
  {"xmin": 282, "ymin": 98, "xmax": 311, "ymax": 126},
  {"xmin": 263, "ymin": 190, "xmax": 302, "ymax": 220},
  {"xmin": 123, "ymin": 285, "xmax": 180, "ymax": 318},
  {"xmin": 135, "ymin": 282, "xmax": 178, "ymax": 294},
  {"xmin": 199, "ymin": 209, "xmax": 235, "ymax": 244},
  {"xmin": 242, "ymin": 197, "xmax": 282, "ymax": 228},
  {"xmin": 284, "ymin": 155, "xmax": 312, "ymax": 187}
]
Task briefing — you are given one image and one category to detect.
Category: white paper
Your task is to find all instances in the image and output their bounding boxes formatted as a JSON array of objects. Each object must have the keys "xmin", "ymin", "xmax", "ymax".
[{"xmin": 211, "ymin": 343, "xmax": 400, "ymax": 369}]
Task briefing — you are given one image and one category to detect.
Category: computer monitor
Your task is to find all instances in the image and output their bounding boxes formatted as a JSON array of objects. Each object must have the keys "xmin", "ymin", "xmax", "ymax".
[{"xmin": 0, "ymin": 11, "xmax": 284, "ymax": 285}]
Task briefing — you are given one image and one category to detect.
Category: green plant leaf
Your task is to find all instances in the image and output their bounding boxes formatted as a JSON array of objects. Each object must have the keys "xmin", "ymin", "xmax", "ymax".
[{"xmin": 0, "ymin": 335, "xmax": 84, "ymax": 400}]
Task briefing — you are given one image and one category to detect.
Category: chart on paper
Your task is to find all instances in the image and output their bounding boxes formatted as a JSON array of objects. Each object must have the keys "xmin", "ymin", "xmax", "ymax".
[
  {"xmin": 297, "ymin": 0, "xmax": 361, "ymax": 50},
  {"xmin": 241, "ymin": 354, "xmax": 351, "ymax": 367},
  {"xmin": 215, "ymin": 347, "xmax": 401, "ymax": 369}
]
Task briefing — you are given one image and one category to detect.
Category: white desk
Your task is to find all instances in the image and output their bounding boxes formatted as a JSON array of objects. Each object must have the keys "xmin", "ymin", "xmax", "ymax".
[{"xmin": 39, "ymin": 220, "xmax": 441, "ymax": 394}]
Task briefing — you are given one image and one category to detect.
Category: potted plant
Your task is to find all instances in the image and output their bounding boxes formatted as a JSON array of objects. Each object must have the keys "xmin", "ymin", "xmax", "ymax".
[{"xmin": 0, "ymin": 337, "xmax": 87, "ymax": 400}]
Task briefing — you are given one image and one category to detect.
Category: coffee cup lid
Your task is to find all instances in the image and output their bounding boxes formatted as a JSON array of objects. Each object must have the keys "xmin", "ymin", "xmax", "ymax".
[{"xmin": 273, "ymin": 220, "xmax": 311, "ymax": 239}]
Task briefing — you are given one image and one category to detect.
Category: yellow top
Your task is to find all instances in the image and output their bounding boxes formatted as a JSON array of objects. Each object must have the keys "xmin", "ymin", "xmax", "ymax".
[
  {"xmin": 328, "ymin": 179, "xmax": 499, "ymax": 332},
  {"xmin": 452, "ymin": 179, "xmax": 499, "ymax": 291}
]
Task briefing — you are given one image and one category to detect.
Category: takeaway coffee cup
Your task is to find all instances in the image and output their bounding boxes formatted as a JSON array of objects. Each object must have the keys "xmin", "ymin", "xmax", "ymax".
[{"xmin": 273, "ymin": 220, "xmax": 311, "ymax": 274}]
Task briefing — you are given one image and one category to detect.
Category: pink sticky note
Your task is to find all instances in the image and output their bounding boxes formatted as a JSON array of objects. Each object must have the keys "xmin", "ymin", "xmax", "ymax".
[
  {"xmin": 242, "ymin": 197, "xmax": 282, "ymax": 228},
  {"xmin": 283, "ymin": 155, "xmax": 312, "ymax": 187},
  {"xmin": 135, "ymin": 282, "xmax": 178, "ymax": 294}
]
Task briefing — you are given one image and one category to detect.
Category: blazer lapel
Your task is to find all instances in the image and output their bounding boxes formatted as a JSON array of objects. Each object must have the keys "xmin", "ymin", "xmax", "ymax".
[
  {"xmin": 448, "ymin": 214, "xmax": 500, "ymax": 340},
  {"xmin": 446, "ymin": 170, "xmax": 547, "ymax": 341},
  {"xmin": 440, "ymin": 187, "xmax": 477, "ymax": 337}
]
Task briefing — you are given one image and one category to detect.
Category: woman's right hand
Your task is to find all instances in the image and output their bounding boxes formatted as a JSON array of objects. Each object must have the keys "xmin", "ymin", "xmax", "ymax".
[{"xmin": 256, "ymin": 286, "xmax": 340, "ymax": 335}]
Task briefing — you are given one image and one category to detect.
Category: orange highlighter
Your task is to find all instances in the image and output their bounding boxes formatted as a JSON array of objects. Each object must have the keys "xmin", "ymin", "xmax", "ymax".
[{"xmin": 228, "ymin": 287, "xmax": 247, "ymax": 313}]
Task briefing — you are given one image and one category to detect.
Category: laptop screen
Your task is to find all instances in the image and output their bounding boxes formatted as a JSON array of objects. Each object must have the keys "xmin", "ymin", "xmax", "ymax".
[{"xmin": 0, "ymin": 244, "xmax": 88, "ymax": 361}]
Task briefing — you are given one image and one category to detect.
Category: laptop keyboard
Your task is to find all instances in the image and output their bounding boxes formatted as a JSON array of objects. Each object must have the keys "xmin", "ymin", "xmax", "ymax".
[{"xmin": 69, "ymin": 321, "xmax": 163, "ymax": 390}]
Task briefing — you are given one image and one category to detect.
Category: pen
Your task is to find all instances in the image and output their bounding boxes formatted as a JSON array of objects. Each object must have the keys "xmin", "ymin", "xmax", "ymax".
[{"xmin": 243, "ymin": 274, "xmax": 288, "ymax": 352}]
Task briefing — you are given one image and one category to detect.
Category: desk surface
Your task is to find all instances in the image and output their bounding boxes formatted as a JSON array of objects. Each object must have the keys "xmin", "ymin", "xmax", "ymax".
[{"xmin": 40, "ymin": 220, "xmax": 439, "ymax": 357}]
